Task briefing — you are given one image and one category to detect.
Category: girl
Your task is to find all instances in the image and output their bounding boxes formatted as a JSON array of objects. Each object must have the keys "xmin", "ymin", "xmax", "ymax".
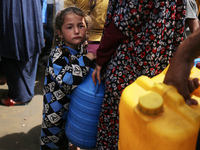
[
  {"xmin": 64, "ymin": 0, "xmax": 109, "ymax": 54},
  {"xmin": 40, "ymin": 7, "xmax": 96, "ymax": 150}
]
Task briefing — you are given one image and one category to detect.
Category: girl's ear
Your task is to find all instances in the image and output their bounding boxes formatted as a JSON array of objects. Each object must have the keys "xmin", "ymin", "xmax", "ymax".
[{"xmin": 57, "ymin": 29, "xmax": 63, "ymax": 39}]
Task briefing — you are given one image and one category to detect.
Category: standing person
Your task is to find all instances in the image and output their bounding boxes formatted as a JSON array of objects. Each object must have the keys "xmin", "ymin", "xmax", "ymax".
[
  {"xmin": 64, "ymin": 0, "xmax": 109, "ymax": 54},
  {"xmin": 184, "ymin": 0, "xmax": 199, "ymax": 38},
  {"xmin": 39, "ymin": 0, "xmax": 55, "ymax": 65},
  {"xmin": 40, "ymin": 7, "xmax": 96, "ymax": 150},
  {"xmin": 0, "ymin": 0, "xmax": 44, "ymax": 106},
  {"xmin": 92, "ymin": 0, "xmax": 187, "ymax": 149}
]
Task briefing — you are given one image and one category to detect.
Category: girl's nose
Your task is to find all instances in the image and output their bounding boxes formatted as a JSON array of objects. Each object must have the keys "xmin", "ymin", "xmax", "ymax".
[{"xmin": 74, "ymin": 27, "xmax": 79, "ymax": 34}]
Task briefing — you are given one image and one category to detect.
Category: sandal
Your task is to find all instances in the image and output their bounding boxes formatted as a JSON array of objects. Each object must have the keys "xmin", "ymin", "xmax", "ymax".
[
  {"xmin": 0, "ymin": 98, "xmax": 15, "ymax": 106},
  {"xmin": 0, "ymin": 97, "xmax": 28, "ymax": 106}
]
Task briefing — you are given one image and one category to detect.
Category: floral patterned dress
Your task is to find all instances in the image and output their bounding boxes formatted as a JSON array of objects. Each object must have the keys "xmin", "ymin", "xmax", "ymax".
[{"xmin": 96, "ymin": 0, "xmax": 186, "ymax": 149}]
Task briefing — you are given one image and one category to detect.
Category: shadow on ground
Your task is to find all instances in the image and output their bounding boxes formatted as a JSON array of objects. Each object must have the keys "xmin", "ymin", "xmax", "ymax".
[{"xmin": 0, "ymin": 125, "xmax": 41, "ymax": 150}]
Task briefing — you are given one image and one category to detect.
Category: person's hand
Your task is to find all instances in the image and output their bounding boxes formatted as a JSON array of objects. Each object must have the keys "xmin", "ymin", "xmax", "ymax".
[
  {"xmin": 92, "ymin": 65, "xmax": 102, "ymax": 85},
  {"xmin": 163, "ymin": 27, "xmax": 200, "ymax": 105},
  {"xmin": 86, "ymin": 52, "xmax": 96, "ymax": 61},
  {"xmin": 164, "ymin": 62, "xmax": 199, "ymax": 105}
]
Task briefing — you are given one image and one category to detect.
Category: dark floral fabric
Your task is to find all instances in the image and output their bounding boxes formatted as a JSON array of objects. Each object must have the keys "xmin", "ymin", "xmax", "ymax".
[{"xmin": 96, "ymin": 0, "xmax": 186, "ymax": 149}]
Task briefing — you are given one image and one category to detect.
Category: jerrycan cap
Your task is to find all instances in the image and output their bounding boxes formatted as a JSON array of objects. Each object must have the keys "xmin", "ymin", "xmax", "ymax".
[{"xmin": 138, "ymin": 91, "xmax": 163, "ymax": 115}]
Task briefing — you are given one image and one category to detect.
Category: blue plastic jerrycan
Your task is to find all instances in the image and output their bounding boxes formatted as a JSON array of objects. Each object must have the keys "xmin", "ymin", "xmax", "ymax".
[{"xmin": 65, "ymin": 68, "xmax": 105, "ymax": 149}]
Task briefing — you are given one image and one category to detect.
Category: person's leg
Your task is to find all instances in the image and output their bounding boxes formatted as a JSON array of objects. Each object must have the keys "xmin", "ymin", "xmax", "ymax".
[
  {"xmin": 95, "ymin": 89, "xmax": 120, "ymax": 150},
  {"xmin": 0, "ymin": 59, "xmax": 6, "ymax": 85},
  {"xmin": 40, "ymin": 110, "xmax": 69, "ymax": 150},
  {"xmin": 1, "ymin": 54, "xmax": 39, "ymax": 104},
  {"xmin": 40, "ymin": 94, "xmax": 69, "ymax": 150}
]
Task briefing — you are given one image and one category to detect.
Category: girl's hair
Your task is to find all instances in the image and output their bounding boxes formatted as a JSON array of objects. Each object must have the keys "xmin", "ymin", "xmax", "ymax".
[{"xmin": 55, "ymin": 6, "xmax": 92, "ymax": 32}]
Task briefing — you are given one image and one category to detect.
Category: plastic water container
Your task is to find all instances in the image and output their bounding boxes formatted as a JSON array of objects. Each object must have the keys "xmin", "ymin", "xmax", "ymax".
[
  {"xmin": 119, "ymin": 66, "xmax": 200, "ymax": 150},
  {"xmin": 65, "ymin": 68, "xmax": 105, "ymax": 149},
  {"xmin": 194, "ymin": 58, "xmax": 200, "ymax": 67}
]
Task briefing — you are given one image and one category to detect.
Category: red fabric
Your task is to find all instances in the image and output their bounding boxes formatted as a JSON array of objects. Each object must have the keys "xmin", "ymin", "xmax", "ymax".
[{"xmin": 96, "ymin": 21, "xmax": 126, "ymax": 67}]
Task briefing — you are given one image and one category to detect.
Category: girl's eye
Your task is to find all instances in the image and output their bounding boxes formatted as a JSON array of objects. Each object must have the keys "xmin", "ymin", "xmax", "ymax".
[
  {"xmin": 67, "ymin": 26, "xmax": 72, "ymax": 29},
  {"xmin": 80, "ymin": 25, "xmax": 85, "ymax": 28}
]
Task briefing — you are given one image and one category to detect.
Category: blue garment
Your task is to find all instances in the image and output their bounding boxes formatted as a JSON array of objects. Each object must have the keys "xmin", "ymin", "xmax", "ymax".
[
  {"xmin": 0, "ymin": 0, "xmax": 44, "ymax": 61},
  {"xmin": 0, "ymin": 0, "xmax": 44, "ymax": 103},
  {"xmin": 1, "ymin": 54, "xmax": 39, "ymax": 103}
]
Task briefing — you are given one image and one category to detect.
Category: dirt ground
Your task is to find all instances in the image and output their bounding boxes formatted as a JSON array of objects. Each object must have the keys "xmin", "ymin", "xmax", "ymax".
[{"xmin": 0, "ymin": 65, "xmax": 45, "ymax": 150}]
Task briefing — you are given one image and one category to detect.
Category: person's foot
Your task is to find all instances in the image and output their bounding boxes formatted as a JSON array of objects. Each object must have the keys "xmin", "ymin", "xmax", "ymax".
[{"xmin": 0, "ymin": 97, "xmax": 28, "ymax": 106}]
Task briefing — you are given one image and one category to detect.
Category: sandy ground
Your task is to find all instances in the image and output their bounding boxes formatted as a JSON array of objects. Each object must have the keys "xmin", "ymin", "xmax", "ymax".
[{"xmin": 0, "ymin": 65, "xmax": 45, "ymax": 150}]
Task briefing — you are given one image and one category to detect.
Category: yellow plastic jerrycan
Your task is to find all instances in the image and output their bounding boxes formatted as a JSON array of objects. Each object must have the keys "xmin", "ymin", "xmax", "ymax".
[{"xmin": 118, "ymin": 66, "xmax": 200, "ymax": 150}]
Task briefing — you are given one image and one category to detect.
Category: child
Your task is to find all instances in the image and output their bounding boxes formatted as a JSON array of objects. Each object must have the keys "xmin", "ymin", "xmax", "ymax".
[{"xmin": 40, "ymin": 7, "xmax": 96, "ymax": 150}]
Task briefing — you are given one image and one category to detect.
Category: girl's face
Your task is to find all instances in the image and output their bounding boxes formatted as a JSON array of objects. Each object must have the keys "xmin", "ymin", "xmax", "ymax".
[{"xmin": 58, "ymin": 13, "xmax": 87, "ymax": 49}]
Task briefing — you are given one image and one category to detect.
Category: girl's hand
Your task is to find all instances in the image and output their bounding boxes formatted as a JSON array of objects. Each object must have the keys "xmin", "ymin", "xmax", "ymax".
[{"xmin": 86, "ymin": 52, "xmax": 96, "ymax": 61}]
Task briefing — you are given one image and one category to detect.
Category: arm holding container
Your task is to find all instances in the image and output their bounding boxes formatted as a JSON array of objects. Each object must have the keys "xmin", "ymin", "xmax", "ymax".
[{"xmin": 164, "ymin": 28, "xmax": 200, "ymax": 105}]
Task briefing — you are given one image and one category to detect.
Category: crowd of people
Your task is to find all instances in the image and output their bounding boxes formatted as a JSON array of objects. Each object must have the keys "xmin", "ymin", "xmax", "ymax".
[{"xmin": 0, "ymin": 0, "xmax": 200, "ymax": 150}]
